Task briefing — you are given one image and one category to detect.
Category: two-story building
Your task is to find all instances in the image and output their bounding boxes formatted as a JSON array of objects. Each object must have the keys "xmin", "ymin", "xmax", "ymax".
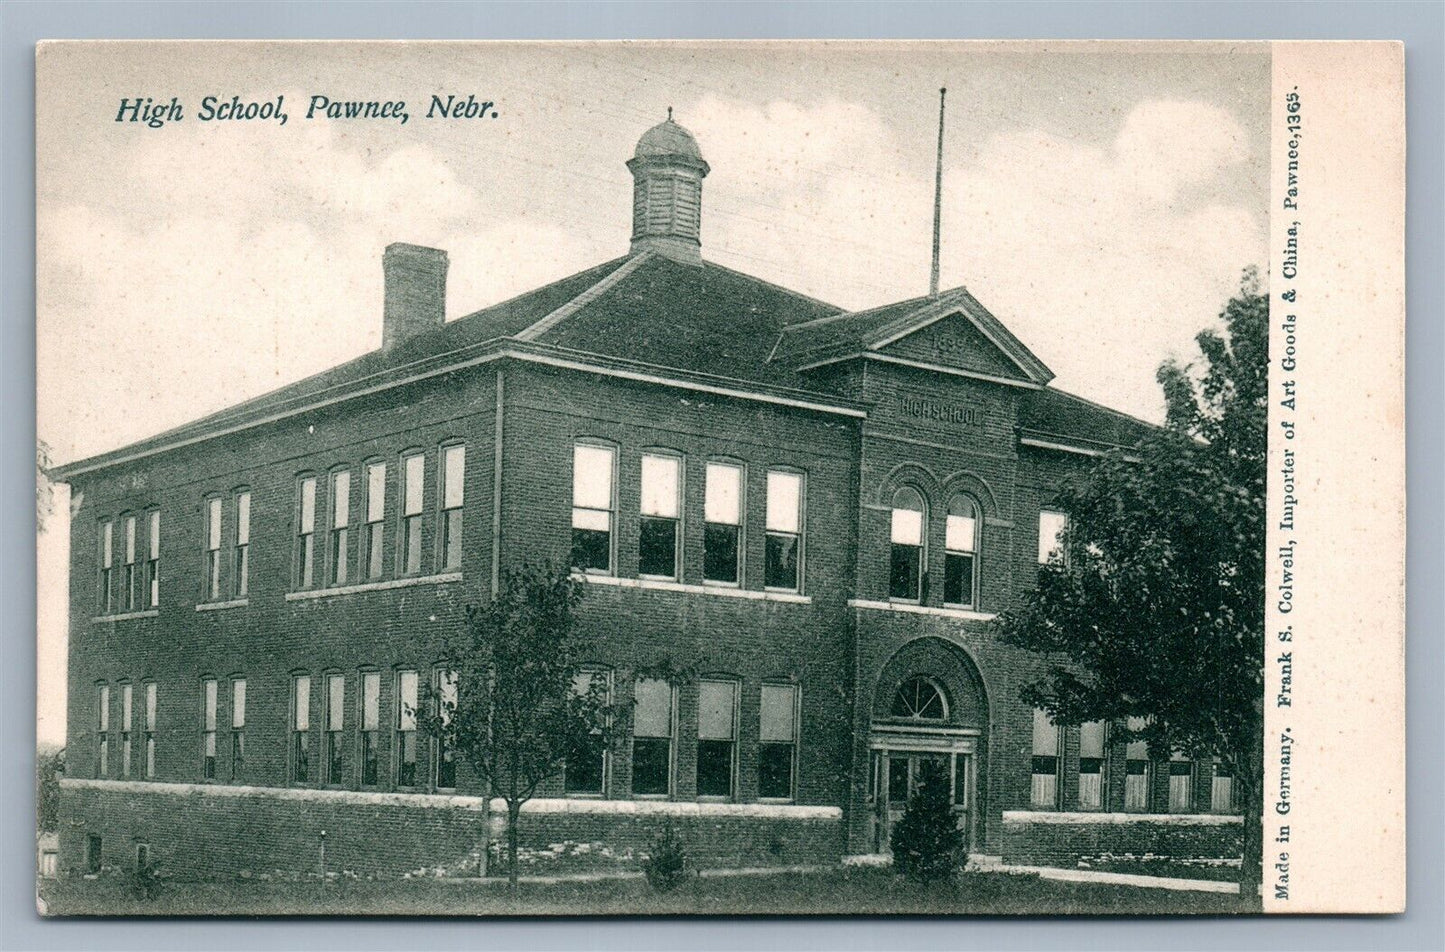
[{"xmin": 54, "ymin": 116, "xmax": 1241, "ymax": 880}]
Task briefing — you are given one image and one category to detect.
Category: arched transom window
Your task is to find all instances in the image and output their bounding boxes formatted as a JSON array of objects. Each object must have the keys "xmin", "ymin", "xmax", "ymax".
[{"xmin": 890, "ymin": 676, "xmax": 948, "ymax": 721}]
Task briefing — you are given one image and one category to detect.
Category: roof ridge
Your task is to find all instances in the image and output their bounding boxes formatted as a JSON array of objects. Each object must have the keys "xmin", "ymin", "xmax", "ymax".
[
  {"xmin": 452, "ymin": 255, "xmax": 630, "ymax": 325},
  {"xmin": 701, "ymin": 259, "xmax": 845, "ymax": 315},
  {"xmin": 781, "ymin": 288, "xmax": 961, "ymax": 334},
  {"xmin": 515, "ymin": 252, "xmax": 655, "ymax": 342},
  {"xmin": 1033, "ymin": 385, "xmax": 1162, "ymax": 432}
]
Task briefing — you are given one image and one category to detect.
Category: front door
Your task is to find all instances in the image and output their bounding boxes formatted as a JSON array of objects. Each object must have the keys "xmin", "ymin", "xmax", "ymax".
[{"xmin": 869, "ymin": 745, "xmax": 975, "ymax": 854}]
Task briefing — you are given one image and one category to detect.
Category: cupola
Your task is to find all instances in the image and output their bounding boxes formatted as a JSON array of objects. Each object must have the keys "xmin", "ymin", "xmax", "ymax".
[{"xmin": 627, "ymin": 110, "xmax": 709, "ymax": 265}]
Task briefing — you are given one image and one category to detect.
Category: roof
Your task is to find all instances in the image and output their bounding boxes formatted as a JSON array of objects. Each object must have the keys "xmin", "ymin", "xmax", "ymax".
[
  {"xmin": 634, "ymin": 118, "xmax": 704, "ymax": 161},
  {"xmin": 54, "ymin": 251, "xmax": 1154, "ymax": 478}
]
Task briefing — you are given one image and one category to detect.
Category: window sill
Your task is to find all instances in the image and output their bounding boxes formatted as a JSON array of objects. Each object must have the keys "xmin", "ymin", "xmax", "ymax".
[
  {"xmin": 285, "ymin": 572, "xmax": 462, "ymax": 601},
  {"xmin": 576, "ymin": 574, "xmax": 812, "ymax": 604},
  {"xmin": 196, "ymin": 599, "xmax": 248, "ymax": 613},
  {"xmin": 848, "ymin": 599, "xmax": 997, "ymax": 622},
  {"xmin": 92, "ymin": 609, "xmax": 159, "ymax": 623}
]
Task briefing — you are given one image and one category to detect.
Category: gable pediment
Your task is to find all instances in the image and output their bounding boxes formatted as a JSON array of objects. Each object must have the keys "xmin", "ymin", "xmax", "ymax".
[{"xmin": 877, "ymin": 309, "xmax": 1032, "ymax": 381}]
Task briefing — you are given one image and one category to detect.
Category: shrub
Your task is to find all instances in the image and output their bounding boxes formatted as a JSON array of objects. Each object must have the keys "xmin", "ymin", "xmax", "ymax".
[
  {"xmin": 889, "ymin": 760, "xmax": 965, "ymax": 882},
  {"xmin": 129, "ymin": 860, "xmax": 162, "ymax": 902},
  {"xmin": 642, "ymin": 822, "xmax": 689, "ymax": 892}
]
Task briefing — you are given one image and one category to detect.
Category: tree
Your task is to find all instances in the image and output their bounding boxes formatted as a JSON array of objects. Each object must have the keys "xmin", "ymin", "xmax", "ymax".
[
  {"xmin": 889, "ymin": 759, "xmax": 965, "ymax": 882},
  {"xmin": 36, "ymin": 747, "xmax": 65, "ymax": 834},
  {"xmin": 997, "ymin": 270, "xmax": 1267, "ymax": 900},
  {"xmin": 419, "ymin": 562, "xmax": 621, "ymax": 886}
]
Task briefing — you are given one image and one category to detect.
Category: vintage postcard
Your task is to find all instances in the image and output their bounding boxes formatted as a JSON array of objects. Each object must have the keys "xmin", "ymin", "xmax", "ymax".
[{"xmin": 35, "ymin": 39, "xmax": 1405, "ymax": 916}]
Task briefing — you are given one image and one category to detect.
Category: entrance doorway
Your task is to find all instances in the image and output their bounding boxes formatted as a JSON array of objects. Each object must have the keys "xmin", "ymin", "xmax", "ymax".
[{"xmin": 868, "ymin": 732, "xmax": 978, "ymax": 855}]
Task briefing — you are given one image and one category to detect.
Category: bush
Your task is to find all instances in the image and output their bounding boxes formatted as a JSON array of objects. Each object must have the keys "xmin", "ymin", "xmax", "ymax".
[
  {"xmin": 889, "ymin": 760, "xmax": 965, "ymax": 882},
  {"xmin": 129, "ymin": 861, "xmax": 162, "ymax": 902},
  {"xmin": 642, "ymin": 822, "xmax": 689, "ymax": 892}
]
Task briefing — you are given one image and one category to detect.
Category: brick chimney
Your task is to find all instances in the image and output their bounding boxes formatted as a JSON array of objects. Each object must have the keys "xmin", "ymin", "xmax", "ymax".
[{"xmin": 382, "ymin": 243, "xmax": 448, "ymax": 351}]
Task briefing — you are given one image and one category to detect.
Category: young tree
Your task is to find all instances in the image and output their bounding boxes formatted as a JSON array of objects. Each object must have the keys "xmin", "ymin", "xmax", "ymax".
[
  {"xmin": 420, "ymin": 562, "xmax": 621, "ymax": 886},
  {"xmin": 997, "ymin": 270, "xmax": 1267, "ymax": 900},
  {"xmin": 889, "ymin": 759, "xmax": 965, "ymax": 882}
]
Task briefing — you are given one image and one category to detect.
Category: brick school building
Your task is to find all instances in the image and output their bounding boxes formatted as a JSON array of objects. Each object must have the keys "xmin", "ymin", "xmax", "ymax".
[{"xmin": 55, "ymin": 116, "xmax": 1241, "ymax": 880}]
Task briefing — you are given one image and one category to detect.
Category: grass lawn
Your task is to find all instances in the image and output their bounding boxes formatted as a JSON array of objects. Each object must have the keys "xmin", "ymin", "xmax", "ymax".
[{"xmin": 39, "ymin": 866, "xmax": 1256, "ymax": 917}]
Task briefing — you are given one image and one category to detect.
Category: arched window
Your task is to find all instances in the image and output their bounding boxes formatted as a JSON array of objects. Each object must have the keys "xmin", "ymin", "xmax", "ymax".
[
  {"xmin": 889, "ymin": 487, "xmax": 926, "ymax": 601},
  {"xmin": 890, "ymin": 676, "xmax": 948, "ymax": 720},
  {"xmin": 944, "ymin": 495, "xmax": 979, "ymax": 608}
]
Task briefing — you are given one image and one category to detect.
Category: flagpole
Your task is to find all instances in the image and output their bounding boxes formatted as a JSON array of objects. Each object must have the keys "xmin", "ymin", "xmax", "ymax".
[{"xmin": 930, "ymin": 87, "xmax": 947, "ymax": 298}]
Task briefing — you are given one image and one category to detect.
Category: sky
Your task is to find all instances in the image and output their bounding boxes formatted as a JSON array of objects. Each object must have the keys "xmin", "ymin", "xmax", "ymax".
[{"xmin": 36, "ymin": 41, "xmax": 1270, "ymax": 744}]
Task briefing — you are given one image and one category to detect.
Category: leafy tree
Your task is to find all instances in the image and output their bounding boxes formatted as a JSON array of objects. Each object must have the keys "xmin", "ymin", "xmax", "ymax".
[
  {"xmin": 997, "ymin": 270, "xmax": 1267, "ymax": 899},
  {"xmin": 36, "ymin": 747, "xmax": 64, "ymax": 834},
  {"xmin": 419, "ymin": 562, "xmax": 621, "ymax": 886},
  {"xmin": 889, "ymin": 759, "xmax": 965, "ymax": 882}
]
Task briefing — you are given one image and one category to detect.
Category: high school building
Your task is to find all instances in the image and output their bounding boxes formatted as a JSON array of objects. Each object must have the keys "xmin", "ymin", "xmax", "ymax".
[{"xmin": 55, "ymin": 116, "xmax": 1241, "ymax": 879}]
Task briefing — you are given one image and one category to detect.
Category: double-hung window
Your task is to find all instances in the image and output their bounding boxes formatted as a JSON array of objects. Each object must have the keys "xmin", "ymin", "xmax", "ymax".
[
  {"xmin": 395, "ymin": 670, "xmax": 419, "ymax": 787},
  {"xmin": 143, "ymin": 682, "xmax": 157, "ymax": 779},
  {"xmin": 944, "ymin": 496, "xmax": 979, "ymax": 607},
  {"xmin": 291, "ymin": 675, "xmax": 311, "ymax": 783},
  {"xmin": 98, "ymin": 520, "xmax": 113, "ymax": 613},
  {"xmin": 233, "ymin": 491, "xmax": 250, "ymax": 598},
  {"xmin": 1078, "ymin": 720, "xmax": 1106, "ymax": 810},
  {"xmin": 764, "ymin": 471, "xmax": 803, "ymax": 591},
  {"xmin": 325, "ymin": 674, "xmax": 345, "ymax": 785},
  {"xmin": 205, "ymin": 497, "xmax": 223, "ymax": 600},
  {"xmin": 364, "ymin": 461, "xmax": 387, "ymax": 580},
  {"xmin": 1030, "ymin": 708, "xmax": 1060, "ymax": 808},
  {"xmin": 122, "ymin": 515, "xmax": 138, "ymax": 611},
  {"xmin": 434, "ymin": 669, "xmax": 458, "ymax": 789},
  {"xmin": 96, "ymin": 684, "xmax": 109, "ymax": 777},
  {"xmin": 1124, "ymin": 716, "xmax": 1151, "ymax": 811},
  {"xmin": 696, "ymin": 679, "xmax": 738, "ymax": 799},
  {"xmin": 200, "ymin": 678, "xmax": 218, "ymax": 780},
  {"xmin": 571, "ymin": 443, "xmax": 615, "ymax": 574},
  {"xmin": 360, "ymin": 671, "xmax": 381, "ymax": 786},
  {"xmin": 230, "ymin": 678, "xmax": 246, "ymax": 782},
  {"xmin": 1168, "ymin": 752, "xmax": 1194, "ymax": 812},
  {"xmin": 759, "ymin": 683, "xmax": 799, "ymax": 800},
  {"xmin": 564, "ymin": 669, "xmax": 607, "ymax": 795},
  {"xmin": 889, "ymin": 487, "xmax": 925, "ymax": 601},
  {"xmin": 631, "ymin": 678, "xmax": 674, "ymax": 796},
  {"xmin": 296, "ymin": 477, "xmax": 317, "ymax": 589},
  {"xmin": 1210, "ymin": 758, "xmax": 1234, "ymax": 812},
  {"xmin": 639, "ymin": 453, "xmax": 681, "ymax": 579},
  {"xmin": 330, "ymin": 470, "xmax": 351, "ymax": 586},
  {"xmin": 145, "ymin": 509, "xmax": 160, "ymax": 608},
  {"xmin": 120, "ymin": 683, "xmax": 132, "ymax": 778},
  {"xmin": 1039, "ymin": 509, "xmax": 1069, "ymax": 566},
  {"xmin": 440, "ymin": 445, "xmax": 464, "ymax": 572},
  {"xmin": 401, "ymin": 453, "xmax": 425, "ymax": 575},
  {"xmin": 703, "ymin": 462, "xmax": 743, "ymax": 585}
]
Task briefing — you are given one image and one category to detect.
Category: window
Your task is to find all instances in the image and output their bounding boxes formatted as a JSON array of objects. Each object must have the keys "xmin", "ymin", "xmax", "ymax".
[
  {"xmin": 97, "ymin": 520, "xmax": 113, "ymax": 613},
  {"xmin": 95, "ymin": 683, "xmax": 109, "ymax": 778},
  {"xmin": 696, "ymin": 679, "xmax": 738, "ymax": 799},
  {"xmin": 145, "ymin": 509, "xmax": 160, "ymax": 607},
  {"xmin": 433, "ymin": 669, "xmax": 458, "ymax": 789},
  {"xmin": 230, "ymin": 678, "xmax": 246, "ymax": 782},
  {"xmin": 329, "ymin": 469, "xmax": 351, "ymax": 586},
  {"xmin": 440, "ymin": 444, "xmax": 465, "ymax": 572},
  {"xmin": 889, "ymin": 487, "xmax": 925, "ymax": 601},
  {"xmin": 639, "ymin": 453, "xmax": 681, "ymax": 579},
  {"xmin": 296, "ymin": 476, "xmax": 317, "ymax": 588},
  {"xmin": 364, "ymin": 461, "xmax": 386, "ymax": 580},
  {"xmin": 291, "ymin": 675, "xmax": 311, "ymax": 783},
  {"xmin": 944, "ymin": 496, "xmax": 979, "ymax": 607},
  {"xmin": 395, "ymin": 669, "xmax": 418, "ymax": 786},
  {"xmin": 764, "ymin": 470, "xmax": 803, "ymax": 591},
  {"xmin": 401, "ymin": 452, "xmax": 425, "ymax": 575},
  {"xmin": 1039, "ymin": 509, "xmax": 1069, "ymax": 565},
  {"xmin": 143, "ymin": 682, "xmax": 157, "ymax": 778},
  {"xmin": 205, "ymin": 496, "xmax": 223, "ymax": 600},
  {"xmin": 571, "ymin": 443, "xmax": 615, "ymax": 574},
  {"xmin": 564, "ymin": 669, "xmax": 608, "ymax": 795},
  {"xmin": 891, "ymin": 676, "xmax": 947, "ymax": 720},
  {"xmin": 1211, "ymin": 758, "xmax": 1235, "ymax": 812},
  {"xmin": 233, "ymin": 490, "xmax": 250, "ymax": 597},
  {"xmin": 200, "ymin": 678, "xmax": 217, "ymax": 780},
  {"xmin": 703, "ymin": 462, "xmax": 743, "ymax": 584},
  {"xmin": 1124, "ymin": 716, "xmax": 1151, "ymax": 811},
  {"xmin": 1030, "ymin": 708, "xmax": 1060, "ymax": 808},
  {"xmin": 1168, "ymin": 752, "xmax": 1194, "ymax": 812},
  {"xmin": 1078, "ymin": 720, "xmax": 1107, "ymax": 810},
  {"xmin": 631, "ymin": 678, "xmax": 674, "ymax": 796},
  {"xmin": 120, "ymin": 683, "xmax": 132, "ymax": 778},
  {"xmin": 134, "ymin": 843, "xmax": 151, "ymax": 873},
  {"xmin": 758, "ymin": 683, "xmax": 799, "ymax": 800},
  {"xmin": 85, "ymin": 835, "xmax": 102, "ymax": 875},
  {"xmin": 360, "ymin": 671, "xmax": 381, "ymax": 786},
  {"xmin": 325, "ymin": 674, "xmax": 345, "ymax": 785},
  {"xmin": 122, "ymin": 514, "xmax": 138, "ymax": 611}
]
